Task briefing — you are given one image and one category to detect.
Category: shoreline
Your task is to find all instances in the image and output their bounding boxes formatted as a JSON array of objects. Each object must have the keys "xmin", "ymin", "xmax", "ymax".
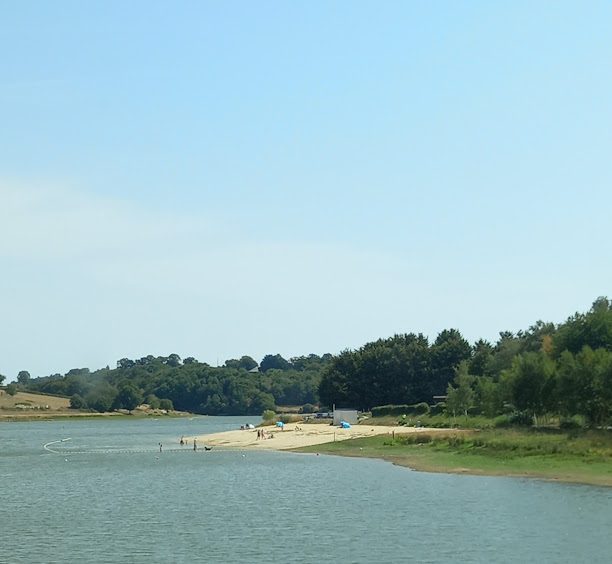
[
  {"xmin": 0, "ymin": 410, "xmax": 191, "ymax": 421},
  {"xmin": 188, "ymin": 423, "xmax": 452, "ymax": 450},
  {"xmin": 306, "ymin": 448, "xmax": 612, "ymax": 488},
  {"xmin": 190, "ymin": 423, "xmax": 612, "ymax": 488},
  {"xmin": 5, "ymin": 412, "xmax": 608, "ymax": 487}
]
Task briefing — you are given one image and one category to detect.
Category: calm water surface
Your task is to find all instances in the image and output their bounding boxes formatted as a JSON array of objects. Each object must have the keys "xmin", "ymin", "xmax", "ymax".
[{"xmin": 2, "ymin": 417, "xmax": 611, "ymax": 563}]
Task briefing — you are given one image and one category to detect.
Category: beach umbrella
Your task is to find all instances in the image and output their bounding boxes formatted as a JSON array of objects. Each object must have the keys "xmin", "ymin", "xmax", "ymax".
[
  {"xmin": 276, "ymin": 421, "xmax": 284, "ymax": 428},
  {"xmin": 341, "ymin": 421, "xmax": 351, "ymax": 429}
]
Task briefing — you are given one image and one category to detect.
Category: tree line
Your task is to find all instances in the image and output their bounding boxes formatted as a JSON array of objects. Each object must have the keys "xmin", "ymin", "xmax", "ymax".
[
  {"xmin": 9, "ymin": 298, "xmax": 612, "ymax": 424},
  {"xmin": 320, "ymin": 297, "xmax": 612, "ymax": 426},
  {"xmin": 19, "ymin": 353, "xmax": 330, "ymax": 415}
]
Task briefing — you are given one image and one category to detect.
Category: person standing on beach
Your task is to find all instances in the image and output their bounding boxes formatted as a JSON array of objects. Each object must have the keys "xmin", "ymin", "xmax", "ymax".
[
  {"xmin": 159, "ymin": 443, "xmax": 163, "ymax": 453},
  {"xmin": 193, "ymin": 439, "xmax": 197, "ymax": 451}
]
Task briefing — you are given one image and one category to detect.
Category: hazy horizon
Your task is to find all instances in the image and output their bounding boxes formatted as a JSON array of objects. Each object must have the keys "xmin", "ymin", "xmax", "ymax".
[{"xmin": 2, "ymin": 2, "xmax": 611, "ymax": 380}]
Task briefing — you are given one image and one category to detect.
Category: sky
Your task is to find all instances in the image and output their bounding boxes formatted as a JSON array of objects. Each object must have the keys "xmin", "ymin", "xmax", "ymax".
[{"xmin": 2, "ymin": 1, "xmax": 612, "ymax": 380}]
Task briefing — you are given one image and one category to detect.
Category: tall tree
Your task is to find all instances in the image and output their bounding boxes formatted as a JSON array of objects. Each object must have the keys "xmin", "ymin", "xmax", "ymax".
[
  {"xmin": 446, "ymin": 362, "xmax": 474, "ymax": 418},
  {"xmin": 554, "ymin": 297, "xmax": 612, "ymax": 355},
  {"xmin": 430, "ymin": 329, "xmax": 471, "ymax": 397},
  {"xmin": 487, "ymin": 331, "xmax": 523, "ymax": 378},
  {"xmin": 469, "ymin": 339, "xmax": 494, "ymax": 376},
  {"xmin": 503, "ymin": 352, "xmax": 556, "ymax": 425},
  {"xmin": 114, "ymin": 381, "xmax": 144, "ymax": 411},
  {"xmin": 17, "ymin": 371, "xmax": 31, "ymax": 385},
  {"xmin": 225, "ymin": 356, "xmax": 258, "ymax": 371},
  {"xmin": 260, "ymin": 354, "xmax": 291, "ymax": 372},
  {"xmin": 556, "ymin": 347, "xmax": 612, "ymax": 425}
]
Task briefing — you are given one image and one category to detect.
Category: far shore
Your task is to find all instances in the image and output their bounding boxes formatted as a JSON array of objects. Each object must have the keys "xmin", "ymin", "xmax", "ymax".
[{"xmin": 0, "ymin": 409, "xmax": 191, "ymax": 421}]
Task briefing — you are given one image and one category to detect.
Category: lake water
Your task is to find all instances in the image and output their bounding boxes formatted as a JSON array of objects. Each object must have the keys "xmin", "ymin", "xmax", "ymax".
[{"xmin": 2, "ymin": 417, "xmax": 611, "ymax": 563}]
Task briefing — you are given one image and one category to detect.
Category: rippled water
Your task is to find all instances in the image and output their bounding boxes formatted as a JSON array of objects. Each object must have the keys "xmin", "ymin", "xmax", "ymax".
[{"xmin": 2, "ymin": 417, "xmax": 611, "ymax": 563}]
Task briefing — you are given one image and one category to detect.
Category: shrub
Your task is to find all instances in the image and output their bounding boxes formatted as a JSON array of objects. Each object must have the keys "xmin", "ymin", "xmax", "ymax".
[
  {"xmin": 146, "ymin": 394, "xmax": 161, "ymax": 410},
  {"xmin": 262, "ymin": 409, "xmax": 276, "ymax": 422},
  {"xmin": 508, "ymin": 411, "xmax": 533, "ymax": 426},
  {"xmin": 6, "ymin": 384, "xmax": 17, "ymax": 396},
  {"xmin": 159, "ymin": 398, "xmax": 174, "ymax": 411},
  {"xmin": 69, "ymin": 394, "xmax": 87, "ymax": 410},
  {"xmin": 560, "ymin": 415, "xmax": 586, "ymax": 430},
  {"xmin": 446, "ymin": 435, "xmax": 465, "ymax": 447},
  {"xmin": 372, "ymin": 403, "xmax": 432, "ymax": 417},
  {"xmin": 429, "ymin": 402, "xmax": 446, "ymax": 415},
  {"xmin": 493, "ymin": 415, "xmax": 512, "ymax": 428},
  {"xmin": 397, "ymin": 433, "xmax": 434, "ymax": 445},
  {"xmin": 299, "ymin": 403, "xmax": 316, "ymax": 414},
  {"xmin": 372, "ymin": 405, "xmax": 401, "ymax": 417},
  {"xmin": 280, "ymin": 414, "xmax": 302, "ymax": 424}
]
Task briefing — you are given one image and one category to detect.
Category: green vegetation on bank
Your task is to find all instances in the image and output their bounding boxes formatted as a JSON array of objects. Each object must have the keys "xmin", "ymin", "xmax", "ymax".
[
  {"xmin": 296, "ymin": 428, "xmax": 612, "ymax": 487},
  {"xmin": 320, "ymin": 297, "xmax": 612, "ymax": 427}
]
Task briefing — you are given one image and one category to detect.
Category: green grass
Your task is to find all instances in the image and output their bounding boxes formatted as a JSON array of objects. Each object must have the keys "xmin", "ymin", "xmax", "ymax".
[{"xmin": 295, "ymin": 429, "xmax": 612, "ymax": 487}]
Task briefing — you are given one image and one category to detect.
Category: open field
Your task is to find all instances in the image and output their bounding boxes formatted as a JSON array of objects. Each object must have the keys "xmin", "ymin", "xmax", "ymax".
[{"xmin": 0, "ymin": 390, "xmax": 71, "ymax": 418}]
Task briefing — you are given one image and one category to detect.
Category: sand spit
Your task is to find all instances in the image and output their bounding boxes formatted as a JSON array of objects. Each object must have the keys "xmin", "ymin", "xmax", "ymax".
[{"xmin": 188, "ymin": 424, "xmax": 451, "ymax": 451}]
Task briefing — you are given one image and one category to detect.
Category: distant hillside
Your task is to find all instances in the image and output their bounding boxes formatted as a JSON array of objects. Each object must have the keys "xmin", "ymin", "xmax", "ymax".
[{"xmin": 0, "ymin": 390, "xmax": 70, "ymax": 414}]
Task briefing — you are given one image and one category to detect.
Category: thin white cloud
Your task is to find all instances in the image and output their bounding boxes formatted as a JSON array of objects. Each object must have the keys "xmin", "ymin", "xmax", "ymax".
[
  {"xmin": 0, "ymin": 179, "xmax": 421, "ymax": 377},
  {"xmin": 0, "ymin": 180, "xmax": 234, "ymax": 261}
]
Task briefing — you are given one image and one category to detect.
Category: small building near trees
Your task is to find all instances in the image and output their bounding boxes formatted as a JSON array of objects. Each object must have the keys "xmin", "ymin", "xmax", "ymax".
[{"xmin": 333, "ymin": 409, "xmax": 359, "ymax": 426}]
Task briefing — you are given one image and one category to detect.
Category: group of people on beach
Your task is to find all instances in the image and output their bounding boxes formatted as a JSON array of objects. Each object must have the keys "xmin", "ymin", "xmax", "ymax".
[{"xmin": 256, "ymin": 429, "xmax": 273, "ymax": 440}]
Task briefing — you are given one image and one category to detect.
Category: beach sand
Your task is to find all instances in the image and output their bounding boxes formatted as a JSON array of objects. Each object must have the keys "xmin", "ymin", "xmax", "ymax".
[{"xmin": 188, "ymin": 423, "xmax": 449, "ymax": 451}]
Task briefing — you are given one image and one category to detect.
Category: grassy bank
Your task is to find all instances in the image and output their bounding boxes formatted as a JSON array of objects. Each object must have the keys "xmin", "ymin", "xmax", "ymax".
[{"xmin": 295, "ymin": 428, "xmax": 612, "ymax": 487}]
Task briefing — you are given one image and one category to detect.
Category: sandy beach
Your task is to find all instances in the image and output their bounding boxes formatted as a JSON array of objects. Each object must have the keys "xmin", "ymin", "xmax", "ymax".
[{"xmin": 188, "ymin": 423, "xmax": 450, "ymax": 451}]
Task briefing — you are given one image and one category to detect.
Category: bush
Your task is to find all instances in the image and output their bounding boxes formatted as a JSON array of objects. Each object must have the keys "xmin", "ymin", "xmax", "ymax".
[
  {"xmin": 69, "ymin": 394, "xmax": 87, "ymax": 410},
  {"xmin": 146, "ymin": 394, "xmax": 161, "ymax": 410},
  {"xmin": 372, "ymin": 404, "xmax": 410, "ymax": 417},
  {"xmin": 372, "ymin": 403, "xmax": 432, "ymax": 417},
  {"xmin": 397, "ymin": 433, "xmax": 434, "ymax": 445},
  {"xmin": 493, "ymin": 415, "xmax": 512, "ymax": 428},
  {"xmin": 446, "ymin": 435, "xmax": 465, "ymax": 447},
  {"xmin": 299, "ymin": 403, "xmax": 316, "ymax": 414},
  {"xmin": 280, "ymin": 414, "xmax": 302, "ymax": 424},
  {"xmin": 6, "ymin": 383, "xmax": 17, "ymax": 396},
  {"xmin": 508, "ymin": 411, "xmax": 534, "ymax": 426},
  {"xmin": 429, "ymin": 402, "xmax": 446, "ymax": 415},
  {"xmin": 159, "ymin": 398, "xmax": 174, "ymax": 411},
  {"xmin": 413, "ymin": 402, "xmax": 430, "ymax": 415},
  {"xmin": 560, "ymin": 415, "xmax": 586, "ymax": 430},
  {"xmin": 493, "ymin": 412, "xmax": 534, "ymax": 427},
  {"xmin": 262, "ymin": 409, "xmax": 276, "ymax": 422}
]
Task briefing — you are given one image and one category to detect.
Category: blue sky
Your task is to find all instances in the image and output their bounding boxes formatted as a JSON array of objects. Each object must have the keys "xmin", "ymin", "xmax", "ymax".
[{"xmin": 2, "ymin": 1, "xmax": 611, "ymax": 379}]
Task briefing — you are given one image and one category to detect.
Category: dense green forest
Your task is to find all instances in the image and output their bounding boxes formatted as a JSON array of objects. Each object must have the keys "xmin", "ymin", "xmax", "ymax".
[
  {"xmin": 320, "ymin": 297, "xmax": 612, "ymax": 426},
  {"xmin": 19, "ymin": 353, "xmax": 330, "ymax": 415},
  {"xmin": 9, "ymin": 298, "xmax": 612, "ymax": 424}
]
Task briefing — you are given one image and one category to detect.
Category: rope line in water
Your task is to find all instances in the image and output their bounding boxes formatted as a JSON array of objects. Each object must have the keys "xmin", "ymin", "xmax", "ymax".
[
  {"xmin": 43, "ymin": 442, "xmax": 215, "ymax": 455},
  {"xmin": 43, "ymin": 438, "xmax": 72, "ymax": 454}
]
